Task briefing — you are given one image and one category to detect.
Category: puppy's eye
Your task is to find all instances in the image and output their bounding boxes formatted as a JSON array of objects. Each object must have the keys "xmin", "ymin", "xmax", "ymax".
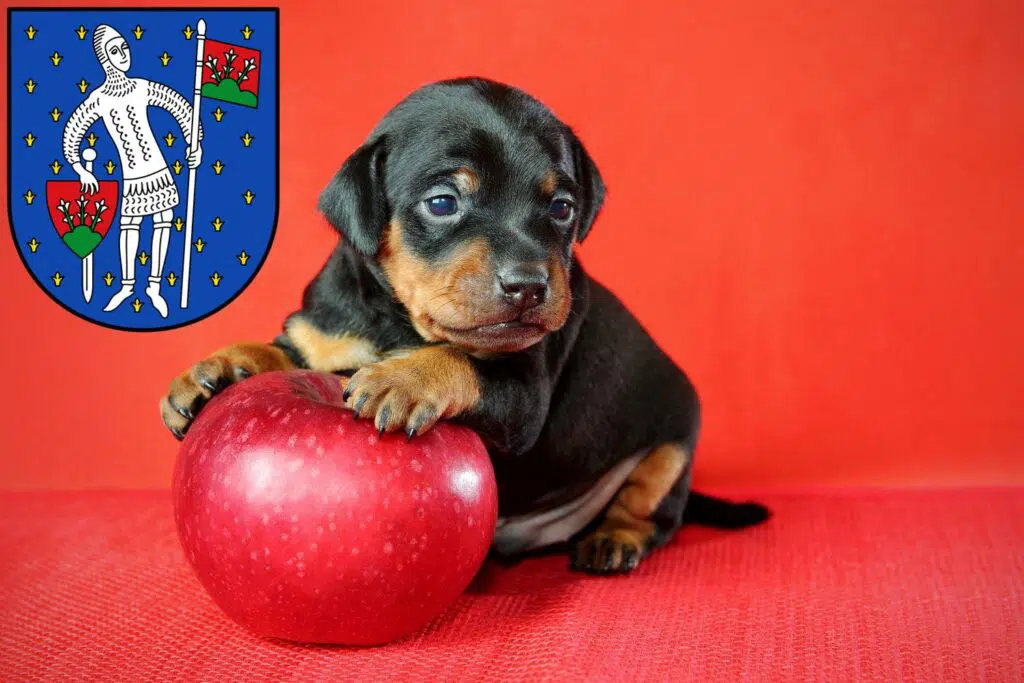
[
  {"xmin": 426, "ymin": 195, "xmax": 459, "ymax": 217},
  {"xmin": 550, "ymin": 199, "xmax": 574, "ymax": 222}
]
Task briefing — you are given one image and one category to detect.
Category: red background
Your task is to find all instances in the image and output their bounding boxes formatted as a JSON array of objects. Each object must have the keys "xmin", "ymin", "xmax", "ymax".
[{"xmin": 2, "ymin": 0, "xmax": 1022, "ymax": 490}]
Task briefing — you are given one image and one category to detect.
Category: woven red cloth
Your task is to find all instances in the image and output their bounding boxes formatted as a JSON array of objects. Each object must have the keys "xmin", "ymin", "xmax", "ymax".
[{"xmin": 1, "ymin": 490, "xmax": 1021, "ymax": 681}]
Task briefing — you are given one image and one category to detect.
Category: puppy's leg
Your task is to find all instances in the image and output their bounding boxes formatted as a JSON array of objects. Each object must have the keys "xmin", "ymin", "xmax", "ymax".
[
  {"xmin": 570, "ymin": 442, "xmax": 692, "ymax": 575},
  {"xmin": 160, "ymin": 342, "xmax": 295, "ymax": 439}
]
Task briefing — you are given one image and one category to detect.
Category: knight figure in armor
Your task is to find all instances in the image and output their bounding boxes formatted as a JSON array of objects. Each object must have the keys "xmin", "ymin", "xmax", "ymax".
[{"xmin": 62, "ymin": 24, "xmax": 203, "ymax": 317}]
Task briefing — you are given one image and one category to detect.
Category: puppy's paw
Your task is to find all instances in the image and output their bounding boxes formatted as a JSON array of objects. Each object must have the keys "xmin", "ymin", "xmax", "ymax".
[
  {"xmin": 344, "ymin": 359, "xmax": 444, "ymax": 440},
  {"xmin": 569, "ymin": 528, "xmax": 646, "ymax": 575},
  {"xmin": 159, "ymin": 343, "xmax": 293, "ymax": 440},
  {"xmin": 343, "ymin": 346, "xmax": 480, "ymax": 440},
  {"xmin": 160, "ymin": 357, "xmax": 248, "ymax": 439}
]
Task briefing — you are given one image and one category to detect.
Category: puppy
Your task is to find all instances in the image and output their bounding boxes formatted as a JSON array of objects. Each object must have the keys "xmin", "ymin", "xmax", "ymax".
[{"xmin": 161, "ymin": 78, "xmax": 769, "ymax": 574}]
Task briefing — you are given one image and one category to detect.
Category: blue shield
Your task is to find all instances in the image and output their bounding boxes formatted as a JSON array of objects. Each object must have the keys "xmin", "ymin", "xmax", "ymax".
[{"xmin": 8, "ymin": 8, "xmax": 278, "ymax": 330}]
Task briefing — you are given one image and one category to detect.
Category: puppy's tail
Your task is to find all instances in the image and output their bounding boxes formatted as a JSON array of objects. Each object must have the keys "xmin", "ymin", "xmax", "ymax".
[{"xmin": 683, "ymin": 491, "xmax": 772, "ymax": 529}]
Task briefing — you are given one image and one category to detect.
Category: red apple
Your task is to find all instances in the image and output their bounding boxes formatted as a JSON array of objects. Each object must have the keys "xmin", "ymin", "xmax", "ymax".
[{"xmin": 172, "ymin": 370, "xmax": 497, "ymax": 645}]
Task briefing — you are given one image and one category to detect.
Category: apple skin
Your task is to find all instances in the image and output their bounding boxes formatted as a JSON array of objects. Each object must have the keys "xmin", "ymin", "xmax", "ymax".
[{"xmin": 172, "ymin": 370, "xmax": 497, "ymax": 646}]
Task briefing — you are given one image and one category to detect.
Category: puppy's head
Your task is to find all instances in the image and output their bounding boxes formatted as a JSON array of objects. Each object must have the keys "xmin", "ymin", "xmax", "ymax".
[{"xmin": 319, "ymin": 78, "xmax": 605, "ymax": 354}]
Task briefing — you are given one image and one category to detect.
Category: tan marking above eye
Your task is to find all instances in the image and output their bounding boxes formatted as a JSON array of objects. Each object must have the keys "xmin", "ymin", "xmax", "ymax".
[
  {"xmin": 452, "ymin": 167, "xmax": 480, "ymax": 194},
  {"xmin": 284, "ymin": 316, "xmax": 382, "ymax": 372},
  {"xmin": 540, "ymin": 170, "xmax": 558, "ymax": 197}
]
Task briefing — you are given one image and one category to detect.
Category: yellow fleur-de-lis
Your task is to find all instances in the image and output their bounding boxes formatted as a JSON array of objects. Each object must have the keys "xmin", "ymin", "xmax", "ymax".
[
  {"xmin": 211, "ymin": 217, "xmax": 224, "ymax": 232},
  {"xmin": 77, "ymin": 78, "xmax": 89, "ymax": 94},
  {"xmin": 49, "ymin": 160, "xmax": 62, "ymax": 174},
  {"xmin": 174, "ymin": 217, "xmax": 184, "ymax": 231},
  {"xmin": 212, "ymin": 160, "xmax": 224, "ymax": 175},
  {"xmin": 242, "ymin": 190, "xmax": 255, "ymax": 205},
  {"xmin": 86, "ymin": 132, "xmax": 98, "ymax": 146},
  {"xmin": 138, "ymin": 251, "xmax": 149, "ymax": 266},
  {"xmin": 237, "ymin": 251, "xmax": 250, "ymax": 265},
  {"xmin": 105, "ymin": 160, "xmax": 116, "ymax": 174},
  {"xmin": 210, "ymin": 272, "xmax": 223, "ymax": 286},
  {"xmin": 50, "ymin": 51, "xmax": 62, "ymax": 67},
  {"xmin": 103, "ymin": 272, "xmax": 115, "ymax": 286},
  {"xmin": 194, "ymin": 238, "xmax": 207, "ymax": 253},
  {"xmin": 172, "ymin": 160, "xmax": 183, "ymax": 174},
  {"xmin": 182, "ymin": 25, "xmax": 194, "ymax": 40},
  {"xmin": 132, "ymin": 24, "xmax": 145, "ymax": 40},
  {"xmin": 28, "ymin": 238, "xmax": 40, "ymax": 253},
  {"xmin": 213, "ymin": 107, "xmax": 225, "ymax": 122},
  {"xmin": 50, "ymin": 106, "xmax": 61, "ymax": 122},
  {"xmin": 25, "ymin": 79, "xmax": 37, "ymax": 94},
  {"xmin": 164, "ymin": 132, "xmax": 176, "ymax": 147},
  {"xmin": 52, "ymin": 272, "xmax": 64, "ymax": 286},
  {"xmin": 25, "ymin": 25, "xmax": 37, "ymax": 40},
  {"xmin": 75, "ymin": 25, "xmax": 88, "ymax": 40},
  {"xmin": 23, "ymin": 189, "xmax": 36, "ymax": 205},
  {"xmin": 23, "ymin": 132, "xmax": 37, "ymax": 147},
  {"xmin": 132, "ymin": 298, "xmax": 144, "ymax": 313},
  {"xmin": 159, "ymin": 51, "xmax": 171, "ymax": 67},
  {"xmin": 241, "ymin": 25, "xmax": 254, "ymax": 40},
  {"xmin": 167, "ymin": 272, "xmax": 178, "ymax": 287},
  {"xmin": 240, "ymin": 132, "xmax": 254, "ymax": 147}
]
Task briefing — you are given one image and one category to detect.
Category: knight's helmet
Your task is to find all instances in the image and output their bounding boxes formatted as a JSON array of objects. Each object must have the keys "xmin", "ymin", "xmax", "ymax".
[{"xmin": 92, "ymin": 24, "xmax": 127, "ymax": 72}]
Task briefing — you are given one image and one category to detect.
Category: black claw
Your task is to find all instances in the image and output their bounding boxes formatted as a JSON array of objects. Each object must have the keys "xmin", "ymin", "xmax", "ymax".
[
  {"xmin": 599, "ymin": 540, "xmax": 615, "ymax": 572},
  {"xmin": 377, "ymin": 406, "xmax": 390, "ymax": 436},
  {"xmin": 170, "ymin": 426, "xmax": 185, "ymax": 441},
  {"xmin": 198, "ymin": 377, "xmax": 219, "ymax": 393},
  {"xmin": 406, "ymin": 427, "xmax": 417, "ymax": 442},
  {"xmin": 406, "ymin": 408, "xmax": 434, "ymax": 438},
  {"xmin": 168, "ymin": 396, "xmax": 193, "ymax": 421},
  {"xmin": 342, "ymin": 387, "xmax": 352, "ymax": 402},
  {"xmin": 352, "ymin": 393, "xmax": 368, "ymax": 418},
  {"xmin": 235, "ymin": 367, "xmax": 252, "ymax": 380},
  {"xmin": 621, "ymin": 545, "xmax": 639, "ymax": 572},
  {"xmin": 584, "ymin": 541, "xmax": 599, "ymax": 570}
]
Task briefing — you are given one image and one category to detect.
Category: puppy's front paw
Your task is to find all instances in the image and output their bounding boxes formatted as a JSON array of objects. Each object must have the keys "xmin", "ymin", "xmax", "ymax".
[
  {"xmin": 344, "ymin": 360, "xmax": 444, "ymax": 440},
  {"xmin": 159, "ymin": 343, "xmax": 294, "ymax": 440},
  {"xmin": 570, "ymin": 528, "xmax": 646, "ymax": 575},
  {"xmin": 160, "ymin": 357, "xmax": 250, "ymax": 440},
  {"xmin": 343, "ymin": 346, "xmax": 480, "ymax": 440}
]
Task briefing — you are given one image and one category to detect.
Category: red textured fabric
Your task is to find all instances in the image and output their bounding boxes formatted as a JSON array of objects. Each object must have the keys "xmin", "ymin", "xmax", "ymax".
[{"xmin": 1, "ymin": 490, "xmax": 1021, "ymax": 681}]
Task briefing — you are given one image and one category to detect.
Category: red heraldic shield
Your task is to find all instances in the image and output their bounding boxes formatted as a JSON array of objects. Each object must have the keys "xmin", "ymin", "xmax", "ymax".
[{"xmin": 45, "ymin": 181, "xmax": 119, "ymax": 259}]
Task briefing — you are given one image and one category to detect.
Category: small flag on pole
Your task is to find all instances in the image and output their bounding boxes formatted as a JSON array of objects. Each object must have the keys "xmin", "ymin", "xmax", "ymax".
[
  {"xmin": 180, "ymin": 20, "xmax": 264, "ymax": 308},
  {"xmin": 201, "ymin": 39, "xmax": 262, "ymax": 108}
]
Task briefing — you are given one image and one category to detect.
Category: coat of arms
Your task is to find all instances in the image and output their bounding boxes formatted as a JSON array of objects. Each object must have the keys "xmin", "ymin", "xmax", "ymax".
[{"xmin": 8, "ymin": 8, "xmax": 278, "ymax": 330}]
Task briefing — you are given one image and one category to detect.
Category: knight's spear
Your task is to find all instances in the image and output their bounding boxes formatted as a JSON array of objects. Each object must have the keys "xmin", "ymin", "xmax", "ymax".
[
  {"xmin": 81, "ymin": 147, "xmax": 97, "ymax": 303},
  {"xmin": 181, "ymin": 18, "xmax": 206, "ymax": 308}
]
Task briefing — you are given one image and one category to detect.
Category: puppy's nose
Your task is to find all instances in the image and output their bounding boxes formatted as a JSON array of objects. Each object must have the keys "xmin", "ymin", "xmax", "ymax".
[{"xmin": 497, "ymin": 266, "xmax": 548, "ymax": 310}]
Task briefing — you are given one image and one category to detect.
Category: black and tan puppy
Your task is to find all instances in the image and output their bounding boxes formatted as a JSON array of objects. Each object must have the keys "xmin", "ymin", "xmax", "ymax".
[{"xmin": 161, "ymin": 78, "xmax": 769, "ymax": 574}]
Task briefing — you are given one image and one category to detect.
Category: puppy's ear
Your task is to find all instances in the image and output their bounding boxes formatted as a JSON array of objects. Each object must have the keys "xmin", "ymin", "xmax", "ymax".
[
  {"xmin": 318, "ymin": 135, "xmax": 388, "ymax": 256},
  {"xmin": 572, "ymin": 134, "xmax": 605, "ymax": 243}
]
